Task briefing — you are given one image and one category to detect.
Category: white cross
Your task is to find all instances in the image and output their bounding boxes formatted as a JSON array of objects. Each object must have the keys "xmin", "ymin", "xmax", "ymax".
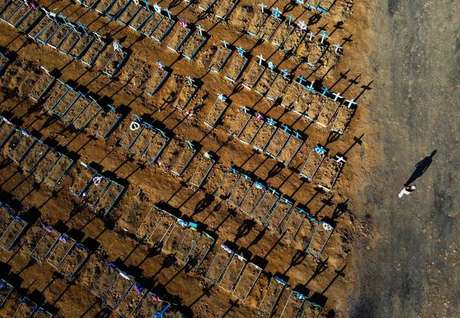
[
  {"xmin": 158, "ymin": 61, "xmax": 164, "ymax": 69},
  {"xmin": 307, "ymin": 81, "xmax": 315, "ymax": 91},
  {"xmin": 196, "ymin": 24, "xmax": 204, "ymax": 36},
  {"xmin": 221, "ymin": 40, "xmax": 229, "ymax": 48},
  {"xmin": 186, "ymin": 76, "xmax": 194, "ymax": 85},
  {"xmin": 297, "ymin": 21, "xmax": 307, "ymax": 31},
  {"xmin": 345, "ymin": 99, "xmax": 357, "ymax": 108},
  {"xmin": 259, "ymin": 3, "xmax": 267, "ymax": 12},
  {"xmin": 217, "ymin": 94, "xmax": 227, "ymax": 102},
  {"xmin": 153, "ymin": 4, "xmax": 162, "ymax": 13},
  {"xmin": 336, "ymin": 155, "xmax": 346, "ymax": 164},
  {"xmin": 306, "ymin": 32, "xmax": 315, "ymax": 41},
  {"xmin": 332, "ymin": 92, "xmax": 342, "ymax": 102},
  {"xmin": 257, "ymin": 54, "xmax": 265, "ymax": 65},
  {"xmin": 319, "ymin": 30, "xmax": 329, "ymax": 44}
]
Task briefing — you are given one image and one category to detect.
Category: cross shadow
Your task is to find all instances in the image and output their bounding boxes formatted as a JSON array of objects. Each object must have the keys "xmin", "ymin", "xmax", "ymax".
[{"xmin": 404, "ymin": 150, "xmax": 437, "ymax": 186}]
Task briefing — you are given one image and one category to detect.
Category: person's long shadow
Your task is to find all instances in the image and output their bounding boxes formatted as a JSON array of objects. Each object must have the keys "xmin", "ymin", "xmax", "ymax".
[{"xmin": 405, "ymin": 150, "xmax": 437, "ymax": 186}]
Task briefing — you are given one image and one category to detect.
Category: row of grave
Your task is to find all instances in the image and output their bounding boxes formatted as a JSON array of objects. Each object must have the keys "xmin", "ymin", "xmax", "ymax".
[
  {"xmin": 75, "ymin": 0, "xmax": 342, "ymax": 63},
  {"xmin": 0, "ymin": 191, "xmax": 326, "ymax": 317},
  {"xmin": 0, "ymin": 202, "xmax": 184, "ymax": 317},
  {"xmin": 0, "ymin": 116, "xmax": 125, "ymax": 216},
  {"xmin": 71, "ymin": 0, "xmax": 346, "ymax": 104},
  {"xmin": 5, "ymin": 0, "xmax": 356, "ymax": 136},
  {"xmin": 108, "ymin": 202, "xmax": 326, "ymax": 317},
  {"xmin": 0, "ymin": 113, "xmax": 337, "ymax": 256},
  {"xmin": 0, "ymin": 276, "xmax": 53, "ymax": 317},
  {"xmin": 0, "ymin": 1, "xmax": 128, "ymax": 77},
  {"xmin": 0, "ymin": 55, "xmax": 346, "ymax": 191}
]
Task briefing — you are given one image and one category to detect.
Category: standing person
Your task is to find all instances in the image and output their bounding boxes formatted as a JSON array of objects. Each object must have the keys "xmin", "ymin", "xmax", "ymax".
[{"xmin": 398, "ymin": 185, "xmax": 416, "ymax": 198}]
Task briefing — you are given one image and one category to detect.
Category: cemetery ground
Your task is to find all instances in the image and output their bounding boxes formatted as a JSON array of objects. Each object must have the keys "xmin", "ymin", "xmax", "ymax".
[{"xmin": 0, "ymin": 0, "xmax": 377, "ymax": 317}]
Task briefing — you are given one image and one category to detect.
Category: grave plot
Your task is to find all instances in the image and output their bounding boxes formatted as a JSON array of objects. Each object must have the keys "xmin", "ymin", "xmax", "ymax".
[
  {"xmin": 259, "ymin": 276, "xmax": 289, "ymax": 315},
  {"xmin": 81, "ymin": 102, "xmax": 122, "ymax": 139},
  {"xmin": 90, "ymin": 262, "xmax": 118, "ymax": 299},
  {"xmin": 77, "ymin": 0, "xmax": 100, "ymax": 9},
  {"xmin": 78, "ymin": 254, "xmax": 104, "ymax": 291},
  {"xmin": 159, "ymin": 139, "xmax": 198, "ymax": 176},
  {"xmin": 120, "ymin": 115, "xmax": 170, "ymax": 165},
  {"xmin": 127, "ymin": 3, "xmax": 155, "ymax": 32},
  {"xmin": 0, "ymin": 279, "xmax": 13, "ymax": 307},
  {"xmin": 13, "ymin": 4, "xmax": 45, "ymax": 34},
  {"xmin": 209, "ymin": 42, "xmax": 232, "ymax": 73},
  {"xmin": 306, "ymin": 220, "xmax": 334, "ymax": 259},
  {"xmin": 167, "ymin": 21, "xmax": 192, "ymax": 53},
  {"xmin": 162, "ymin": 219, "xmax": 198, "ymax": 265},
  {"xmin": 292, "ymin": 206, "xmax": 316, "ymax": 250},
  {"xmin": 265, "ymin": 73, "xmax": 290, "ymax": 102},
  {"xmin": 278, "ymin": 290, "xmax": 306, "ymax": 317},
  {"xmin": 215, "ymin": 0, "xmax": 239, "ymax": 19},
  {"xmin": 14, "ymin": 297, "xmax": 38, "ymax": 317},
  {"xmin": 104, "ymin": 269, "xmax": 135, "ymax": 309},
  {"xmin": 0, "ymin": 203, "xmax": 14, "ymax": 239},
  {"xmin": 79, "ymin": 33, "xmax": 107, "ymax": 67},
  {"xmin": 205, "ymin": 243, "xmax": 235, "ymax": 283},
  {"xmin": 293, "ymin": 86, "xmax": 313, "ymax": 115},
  {"xmin": 116, "ymin": 0, "xmax": 142, "ymax": 25},
  {"xmin": 181, "ymin": 26, "xmax": 208, "ymax": 60},
  {"xmin": 59, "ymin": 242, "xmax": 89, "ymax": 279},
  {"xmin": 33, "ymin": 12, "xmax": 66, "ymax": 46},
  {"xmin": 251, "ymin": 118, "xmax": 278, "ymax": 152},
  {"xmin": 79, "ymin": 169, "xmax": 124, "ymax": 216},
  {"xmin": 30, "ymin": 224, "xmax": 60, "ymax": 262},
  {"xmin": 244, "ymin": 270, "xmax": 270, "ymax": 307},
  {"xmin": 330, "ymin": 104, "xmax": 356, "ymax": 134},
  {"xmin": 251, "ymin": 188, "xmax": 280, "ymax": 225},
  {"xmin": 222, "ymin": 106, "xmax": 252, "ymax": 136},
  {"xmin": 181, "ymin": 150, "xmax": 216, "ymax": 189},
  {"xmin": 47, "ymin": 83, "xmax": 81, "ymax": 118},
  {"xmin": 232, "ymin": 261, "xmax": 263, "ymax": 301},
  {"xmin": 227, "ymin": 170, "xmax": 254, "ymax": 208},
  {"xmin": 26, "ymin": 10, "xmax": 54, "ymax": 41},
  {"xmin": 242, "ymin": 60, "xmax": 266, "ymax": 90},
  {"xmin": 46, "ymin": 233, "xmax": 76, "ymax": 270},
  {"xmin": 20, "ymin": 222, "xmax": 47, "ymax": 255},
  {"xmin": 278, "ymin": 206, "xmax": 309, "ymax": 247},
  {"xmin": 238, "ymin": 112, "xmax": 265, "ymax": 145},
  {"xmin": 264, "ymin": 195, "xmax": 294, "ymax": 232},
  {"xmin": 246, "ymin": 6, "xmax": 268, "ymax": 37},
  {"xmin": 136, "ymin": 7, "xmax": 164, "ymax": 37},
  {"xmin": 67, "ymin": 30, "xmax": 97, "ymax": 60},
  {"xmin": 281, "ymin": 78, "xmax": 305, "ymax": 110},
  {"xmin": 41, "ymin": 78, "xmax": 69, "ymax": 113},
  {"xmin": 0, "ymin": 116, "xmax": 17, "ymax": 148},
  {"xmin": 136, "ymin": 205, "xmax": 177, "ymax": 247},
  {"xmin": 116, "ymin": 283, "xmax": 147, "ymax": 317},
  {"xmin": 0, "ymin": 214, "xmax": 27, "ymax": 251},
  {"xmin": 300, "ymin": 300, "xmax": 324, "ymax": 318},
  {"xmin": 134, "ymin": 291, "xmax": 178, "ymax": 318},
  {"xmin": 238, "ymin": 180, "xmax": 266, "ymax": 216},
  {"xmin": 105, "ymin": 0, "xmax": 133, "ymax": 20},
  {"xmin": 258, "ymin": 9, "xmax": 283, "ymax": 41},
  {"xmin": 145, "ymin": 62, "xmax": 169, "ymax": 96},
  {"xmin": 29, "ymin": 67, "xmax": 54, "ymax": 101},
  {"xmin": 275, "ymin": 131, "xmax": 305, "ymax": 167},
  {"xmin": 38, "ymin": 150, "xmax": 73, "ymax": 191},
  {"xmin": 46, "ymin": 21, "xmax": 75, "ymax": 50},
  {"xmin": 204, "ymin": 94, "xmax": 230, "ymax": 128},
  {"xmin": 94, "ymin": 0, "xmax": 119, "ymax": 16},
  {"xmin": 254, "ymin": 66, "xmax": 278, "ymax": 96},
  {"xmin": 0, "ymin": 0, "xmax": 28, "ymax": 29},
  {"xmin": 283, "ymin": 27, "xmax": 306, "ymax": 53},
  {"xmin": 299, "ymin": 144, "xmax": 328, "ymax": 181},
  {"xmin": 304, "ymin": 94, "xmax": 328, "ymax": 122},
  {"xmin": 173, "ymin": 77, "xmax": 199, "ymax": 111},
  {"xmin": 219, "ymin": 251, "xmax": 247, "ymax": 292},
  {"xmin": 188, "ymin": 231, "xmax": 215, "ymax": 270},
  {"xmin": 201, "ymin": 163, "xmax": 227, "ymax": 195},
  {"xmin": 315, "ymin": 155, "xmax": 346, "ymax": 191},
  {"xmin": 271, "ymin": 19, "xmax": 295, "ymax": 48},
  {"xmin": 150, "ymin": 12, "xmax": 175, "ymax": 43},
  {"xmin": 1, "ymin": 128, "xmax": 36, "ymax": 165},
  {"xmin": 99, "ymin": 45, "xmax": 128, "ymax": 78},
  {"xmin": 223, "ymin": 48, "xmax": 248, "ymax": 82}
]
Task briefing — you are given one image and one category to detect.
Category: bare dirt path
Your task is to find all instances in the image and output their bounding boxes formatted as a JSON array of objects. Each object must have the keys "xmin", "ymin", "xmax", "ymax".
[{"xmin": 350, "ymin": 0, "xmax": 460, "ymax": 317}]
